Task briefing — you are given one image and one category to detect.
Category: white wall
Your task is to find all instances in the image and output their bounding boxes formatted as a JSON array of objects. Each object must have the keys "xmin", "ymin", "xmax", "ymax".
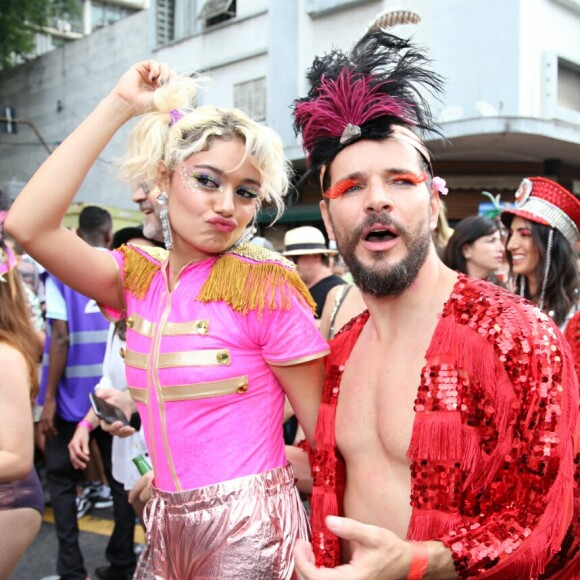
[
  {"xmin": 1, "ymin": 0, "xmax": 579, "ymax": 206},
  {"xmin": 0, "ymin": 11, "xmax": 150, "ymax": 207}
]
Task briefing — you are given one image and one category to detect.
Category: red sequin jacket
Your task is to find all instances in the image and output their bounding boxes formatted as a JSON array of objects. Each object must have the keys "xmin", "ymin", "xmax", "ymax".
[{"xmin": 310, "ymin": 275, "xmax": 580, "ymax": 579}]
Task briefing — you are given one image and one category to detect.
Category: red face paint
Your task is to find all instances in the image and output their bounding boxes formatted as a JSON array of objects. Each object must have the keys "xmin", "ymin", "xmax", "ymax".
[{"xmin": 516, "ymin": 228, "xmax": 533, "ymax": 237}]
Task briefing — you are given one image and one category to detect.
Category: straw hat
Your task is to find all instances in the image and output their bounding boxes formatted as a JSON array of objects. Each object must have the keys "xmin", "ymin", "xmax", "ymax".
[
  {"xmin": 501, "ymin": 177, "xmax": 580, "ymax": 246},
  {"xmin": 282, "ymin": 226, "xmax": 338, "ymax": 256}
]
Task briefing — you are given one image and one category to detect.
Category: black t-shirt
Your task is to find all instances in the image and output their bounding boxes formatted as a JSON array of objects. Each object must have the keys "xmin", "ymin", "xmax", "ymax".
[{"xmin": 309, "ymin": 275, "xmax": 347, "ymax": 318}]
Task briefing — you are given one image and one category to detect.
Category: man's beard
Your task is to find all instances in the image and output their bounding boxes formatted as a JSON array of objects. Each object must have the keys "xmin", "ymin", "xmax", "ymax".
[
  {"xmin": 143, "ymin": 215, "xmax": 164, "ymax": 243},
  {"xmin": 334, "ymin": 212, "xmax": 431, "ymax": 297}
]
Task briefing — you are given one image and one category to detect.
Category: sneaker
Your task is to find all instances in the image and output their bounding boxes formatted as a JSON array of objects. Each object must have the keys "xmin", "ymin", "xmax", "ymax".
[
  {"xmin": 87, "ymin": 483, "xmax": 113, "ymax": 509},
  {"xmin": 76, "ymin": 492, "xmax": 92, "ymax": 519}
]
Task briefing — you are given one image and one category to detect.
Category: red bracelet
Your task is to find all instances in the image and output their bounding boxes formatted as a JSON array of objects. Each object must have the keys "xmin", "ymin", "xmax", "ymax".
[
  {"xmin": 77, "ymin": 419, "xmax": 94, "ymax": 432},
  {"xmin": 407, "ymin": 542, "xmax": 429, "ymax": 580}
]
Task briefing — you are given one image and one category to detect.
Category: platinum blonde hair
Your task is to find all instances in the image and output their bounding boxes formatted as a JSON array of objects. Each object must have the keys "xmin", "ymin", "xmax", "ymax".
[{"xmin": 119, "ymin": 74, "xmax": 290, "ymax": 221}]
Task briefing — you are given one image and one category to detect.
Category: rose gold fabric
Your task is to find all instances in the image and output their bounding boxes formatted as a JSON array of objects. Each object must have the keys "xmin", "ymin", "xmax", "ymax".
[{"xmin": 135, "ymin": 464, "xmax": 309, "ymax": 579}]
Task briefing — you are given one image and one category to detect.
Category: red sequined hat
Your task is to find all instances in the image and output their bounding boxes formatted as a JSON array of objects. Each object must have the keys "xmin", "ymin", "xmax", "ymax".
[{"xmin": 501, "ymin": 177, "xmax": 580, "ymax": 246}]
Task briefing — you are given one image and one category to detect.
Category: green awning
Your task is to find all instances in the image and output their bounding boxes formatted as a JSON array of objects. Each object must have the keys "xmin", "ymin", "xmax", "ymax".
[{"xmin": 258, "ymin": 204, "xmax": 321, "ymax": 224}]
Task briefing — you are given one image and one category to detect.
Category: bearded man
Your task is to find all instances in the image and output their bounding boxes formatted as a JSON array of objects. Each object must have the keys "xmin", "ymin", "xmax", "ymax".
[{"xmin": 291, "ymin": 31, "xmax": 580, "ymax": 580}]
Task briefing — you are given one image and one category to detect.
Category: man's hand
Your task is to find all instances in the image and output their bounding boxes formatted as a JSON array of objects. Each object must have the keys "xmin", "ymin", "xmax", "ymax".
[
  {"xmin": 68, "ymin": 424, "xmax": 91, "ymax": 469},
  {"xmin": 129, "ymin": 470, "xmax": 154, "ymax": 522},
  {"xmin": 94, "ymin": 387, "xmax": 136, "ymax": 437},
  {"xmin": 294, "ymin": 516, "xmax": 412, "ymax": 580},
  {"xmin": 39, "ymin": 398, "xmax": 58, "ymax": 437}
]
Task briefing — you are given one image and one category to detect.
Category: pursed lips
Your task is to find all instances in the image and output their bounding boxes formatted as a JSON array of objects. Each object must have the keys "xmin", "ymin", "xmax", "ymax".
[{"xmin": 208, "ymin": 217, "xmax": 237, "ymax": 232}]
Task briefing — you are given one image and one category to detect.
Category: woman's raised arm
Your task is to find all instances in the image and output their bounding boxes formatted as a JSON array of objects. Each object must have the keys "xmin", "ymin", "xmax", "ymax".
[{"xmin": 5, "ymin": 61, "xmax": 172, "ymax": 309}]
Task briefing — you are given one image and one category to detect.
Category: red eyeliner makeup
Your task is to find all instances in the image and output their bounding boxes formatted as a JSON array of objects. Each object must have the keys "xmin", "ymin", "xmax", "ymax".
[
  {"xmin": 323, "ymin": 179, "xmax": 358, "ymax": 199},
  {"xmin": 391, "ymin": 171, "xmax": 428, "ymax": 185}
]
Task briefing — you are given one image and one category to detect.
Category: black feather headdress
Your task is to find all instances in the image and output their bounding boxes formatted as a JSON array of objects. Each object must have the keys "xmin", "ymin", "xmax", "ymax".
[{"xmin": 292, "ymin": 31, "xmax": 445, "ymax": 189}]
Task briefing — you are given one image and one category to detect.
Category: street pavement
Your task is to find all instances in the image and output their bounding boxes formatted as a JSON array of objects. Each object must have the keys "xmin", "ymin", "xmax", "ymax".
[{"xmin": 11, "ymin": 505, "xmax": 144, "ymax": 580}]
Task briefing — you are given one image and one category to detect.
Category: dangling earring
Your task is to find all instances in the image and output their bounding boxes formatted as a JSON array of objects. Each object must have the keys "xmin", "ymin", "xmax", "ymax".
[
  {"xmin": 157, "ymin": 192, "xmax": 173, "ymax": 251},
  {"xmin": 537, "ymin": 228, "xmax": 554, "ymax": 312},
  {"xmin": 519, "ymin": 275, "xmax": 526, "ymax": 297},
  {"xmin": 232, "ymin": 215, "xmax": 258, "ymax": 249}
]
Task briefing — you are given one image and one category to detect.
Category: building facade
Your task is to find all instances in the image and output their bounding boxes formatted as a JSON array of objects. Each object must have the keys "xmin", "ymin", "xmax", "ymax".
[{"xmin": 1, "ymin": 0, "xmax": 579, "ymax": 242}]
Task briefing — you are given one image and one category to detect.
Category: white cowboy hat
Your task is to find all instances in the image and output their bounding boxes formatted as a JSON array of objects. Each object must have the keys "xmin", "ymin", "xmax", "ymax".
[{"xmin": 282, "ymin": 226, "xmax": 338, "ymax": 256}]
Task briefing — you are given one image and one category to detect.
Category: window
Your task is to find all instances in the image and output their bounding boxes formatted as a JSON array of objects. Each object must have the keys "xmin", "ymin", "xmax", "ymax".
[
  {"xmin": 157, "ymin": 0, "xmax": 175, "ymax": 44},
  {"xmin": 234, "ymin": 77, "xmax": 266, "ymax": 122},
  {"xmin": 558, "ymin": 59, "xmax": 580, "ymax": 113},
  {"xmin": 91, "ymin": 2, "xmax": 136, "ymax": 31},
  {"xmin": 198, "ymin": 0, "xmax": 236, "ymax": 27}
]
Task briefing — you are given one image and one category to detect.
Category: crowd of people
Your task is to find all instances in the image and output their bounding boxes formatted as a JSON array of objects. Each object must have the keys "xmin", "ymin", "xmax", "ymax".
[{"xmin": 1, "ymin": 27, "xmax": 580, "ymax": 580}]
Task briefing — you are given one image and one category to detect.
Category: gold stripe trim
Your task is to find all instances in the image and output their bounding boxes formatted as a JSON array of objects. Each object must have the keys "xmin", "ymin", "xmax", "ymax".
[
  {"xmin": 158, "ymin": 349, "xmax": 230, "ymax": 368},
  {"xmin": 124, "ymin": 349, "xmax": 148, "ymax": 369},
  {"xmin": 266, "ymin": 349, "xmax": 330, "ymax": 367},
  {"xmin": 128, "ymin": 386, "xmax": 148, "ymax": 405},
  {"xmin": 163, "ymin": 319, "xmax": 209, "ymax": 336},
  {"xmin": 126, "ymin": 313, "xmax": 155, "ymax": 337},
  {"xmin": 154, "ymin": 291, "xmax": 182, "ymax": 490},
  {"xmin": 161, "ymin": 376, "xmax": 249, "ymax": 401}
]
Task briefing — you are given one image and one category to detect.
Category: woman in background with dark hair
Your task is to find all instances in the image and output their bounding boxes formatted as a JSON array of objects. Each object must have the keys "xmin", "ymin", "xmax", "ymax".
[
  {"xmin": 0, "ymin": 225, "xmax": 43, "ymax": 577},
  {"xmin": 442, "ymin": 215, "xmax": 505, "ymax": 282},
  {"xmin": 501, "ymin": 177, "xmax": 580, "ymax": 331}
]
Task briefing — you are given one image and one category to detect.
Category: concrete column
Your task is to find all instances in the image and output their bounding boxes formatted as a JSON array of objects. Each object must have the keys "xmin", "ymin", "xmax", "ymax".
[{"xmin": 266, "ymin": 1, "xmax": 299, "ymax": 147}]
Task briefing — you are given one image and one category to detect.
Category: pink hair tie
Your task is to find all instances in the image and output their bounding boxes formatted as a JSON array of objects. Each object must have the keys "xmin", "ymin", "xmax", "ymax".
[
  {"xmin": 431, "ymin": 176, "xmax": 448, "ymax": 195},
  {"xmin": 169, "ymin": 109, "xmax": 183, "ymax": 127}
]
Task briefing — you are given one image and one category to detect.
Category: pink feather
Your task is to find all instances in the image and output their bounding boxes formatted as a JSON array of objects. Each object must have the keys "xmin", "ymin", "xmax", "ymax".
[{"xmin": 295, "ymin": 70, "xmax": 416, "ymax": 156}]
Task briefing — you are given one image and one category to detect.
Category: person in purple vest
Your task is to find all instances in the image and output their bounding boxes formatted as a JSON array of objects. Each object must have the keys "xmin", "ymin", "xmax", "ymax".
[{"xmin": 38, "ymin": 206, "xmax": 136, "ymax": 580}]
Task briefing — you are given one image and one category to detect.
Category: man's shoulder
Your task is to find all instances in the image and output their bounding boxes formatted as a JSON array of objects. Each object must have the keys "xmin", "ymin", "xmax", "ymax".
[
  {"xmin": 313, "ymin": 275, "xmax": 347, "ymax": 292},
  {"xmin": 328, "ymin": 310, "xmax": 369, "ymax": 362},
  {"xmin": 447, "ymin": 275, "xmax": 560, "ymax": 342}
]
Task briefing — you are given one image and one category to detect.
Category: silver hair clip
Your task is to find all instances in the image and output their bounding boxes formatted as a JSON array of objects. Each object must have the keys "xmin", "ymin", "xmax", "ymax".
[{"xmin": 339, "ymin": 123, "xmax": 361, "ymax": 145}]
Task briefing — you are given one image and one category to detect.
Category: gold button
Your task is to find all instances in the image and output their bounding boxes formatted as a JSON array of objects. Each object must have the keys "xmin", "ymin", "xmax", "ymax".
[
  {"xmin": 236, "ymin": 384, "xmax": 248, "ymax": 394},
  {"xmin": 196, "ymin": 320, "xmax": 209, "ymax": 335},
  {"xmin": 119, "ymin": 347, "xmax": 126, "ymax": 359},
  {"xmin": 126, "ymin": 317, "xmax": 134, "ymax": 328},
  {"xmin": 216, "ymin": 350, "xmax": 230, "ymax": 365}
]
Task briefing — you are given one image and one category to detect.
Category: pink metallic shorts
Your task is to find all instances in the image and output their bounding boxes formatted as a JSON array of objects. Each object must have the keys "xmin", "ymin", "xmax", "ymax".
[{"xmin": 135, "ymin": 464, "xmax": 309, "ymax": 579}]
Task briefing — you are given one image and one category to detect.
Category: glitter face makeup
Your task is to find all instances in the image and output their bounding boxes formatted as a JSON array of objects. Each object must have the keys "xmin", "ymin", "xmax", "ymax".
[{"xmin": 180, "ymin": 164, "xmax": 261, "ymax": 202}]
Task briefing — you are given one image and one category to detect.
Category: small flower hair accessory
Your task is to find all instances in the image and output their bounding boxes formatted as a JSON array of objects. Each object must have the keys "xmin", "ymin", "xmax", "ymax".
[
  {"xmin": 431, "ymin": 176, "xmax": 448, "ymax": 195},
  {"xmin": 169, "ymin": 109, "xmax": 183, "ymax": 127}
]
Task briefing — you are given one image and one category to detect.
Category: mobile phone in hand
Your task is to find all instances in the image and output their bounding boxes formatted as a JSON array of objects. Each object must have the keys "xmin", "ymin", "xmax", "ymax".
[{"xmin": 89, "ymin": 392, "xmax": 130, "ymax": 426}]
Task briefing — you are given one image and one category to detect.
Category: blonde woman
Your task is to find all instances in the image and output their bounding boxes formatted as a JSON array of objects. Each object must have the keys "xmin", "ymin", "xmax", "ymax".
[{"xmin": 6, "ymin": 61, "xmax": 327, "ymax": 579}]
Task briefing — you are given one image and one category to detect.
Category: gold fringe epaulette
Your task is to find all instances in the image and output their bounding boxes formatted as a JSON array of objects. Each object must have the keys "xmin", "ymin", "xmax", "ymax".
[
  {"xmin": 197, "ymin": 242, "xmax": 316, "ymax": 315},
  {"xmin": 120, "ymin": 244, "xmax": 168, "ymax": 299}
]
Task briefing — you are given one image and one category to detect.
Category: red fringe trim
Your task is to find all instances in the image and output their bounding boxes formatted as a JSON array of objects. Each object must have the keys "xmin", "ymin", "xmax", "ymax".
[
  {"xmin": 407, "ymin": 508, "xmax": 466, "ymax": 542},
  {"xmin": 461, "ymin": 425, "xmax": 481, "ymax": 473},
  {"xmin": 408, "ymin": 411, "xmax": 463, "ymax": 462},
  {"xmin": 315, "ymin": 401, "xmax": 337, "ymax": 447}
]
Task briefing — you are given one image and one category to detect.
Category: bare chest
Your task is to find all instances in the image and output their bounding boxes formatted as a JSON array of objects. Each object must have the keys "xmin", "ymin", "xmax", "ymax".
[{"xmin": 335, "ymin": 330, "xmax": 432, "ymax": 466}]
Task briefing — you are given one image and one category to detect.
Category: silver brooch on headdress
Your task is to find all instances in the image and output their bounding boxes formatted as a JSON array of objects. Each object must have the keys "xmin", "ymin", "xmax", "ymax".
[
  {"xmin": 515, "ymin": 178, "xmax": 533, "ymax": 208},
  {"xmin": 339, "ymin": 123, "xmax": 362, "ymax": 145}
]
